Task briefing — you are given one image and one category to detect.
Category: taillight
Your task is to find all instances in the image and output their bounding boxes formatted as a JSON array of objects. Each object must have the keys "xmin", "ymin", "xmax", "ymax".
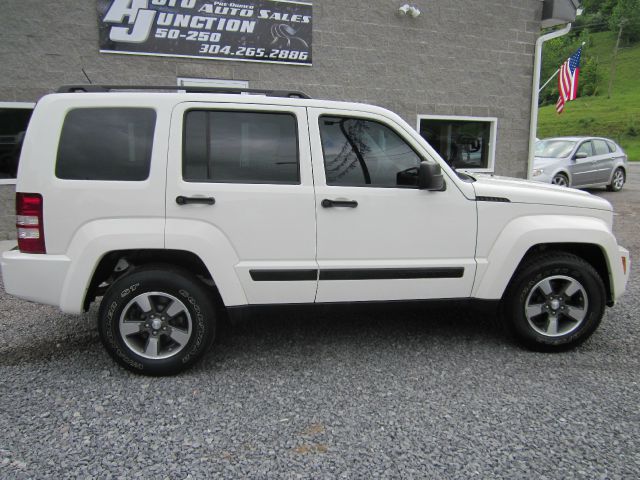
[{"xmin": 16, "ymin": 193, "xmax": 46, "ymax": 254}]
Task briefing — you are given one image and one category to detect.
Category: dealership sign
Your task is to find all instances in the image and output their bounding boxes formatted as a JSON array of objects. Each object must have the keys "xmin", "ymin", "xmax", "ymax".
[{"xmin": 97, "ymin": 0, "xmax": 313, "ymax": 65}]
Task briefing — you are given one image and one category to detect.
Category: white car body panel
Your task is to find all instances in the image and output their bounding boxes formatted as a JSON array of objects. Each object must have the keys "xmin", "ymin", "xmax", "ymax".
[
  {"xmin": 0, "ymin": 91, "xmax": 630, "ymax": 316},
  {"xmin": 165, "ymin": 102, "xmax": 318, "ymax": 305},
  {"xmin": 308, "ymin": 107, "xmax": 477, "ymax": 302}
]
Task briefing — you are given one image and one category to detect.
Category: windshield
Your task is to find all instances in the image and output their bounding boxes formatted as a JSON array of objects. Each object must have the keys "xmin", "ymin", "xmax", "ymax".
[{"xmin": 535, "ymin": 140, "xmax": 576, "ymax": 158}]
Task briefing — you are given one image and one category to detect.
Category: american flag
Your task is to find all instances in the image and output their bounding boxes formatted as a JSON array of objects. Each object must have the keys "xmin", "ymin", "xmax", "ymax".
[{"xmin": 556, "ymin": 46, "xmax": 582, "ymax": 114}]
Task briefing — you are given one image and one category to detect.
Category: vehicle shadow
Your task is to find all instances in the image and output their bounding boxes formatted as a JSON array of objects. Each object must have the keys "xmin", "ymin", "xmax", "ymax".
[
  {"xmin": 0, "ymin": 302, "xmax": 507, "ymax": 369},
  {"xmin": 202, "ymin": 303, "xmax": 508, "ymax": 366}
]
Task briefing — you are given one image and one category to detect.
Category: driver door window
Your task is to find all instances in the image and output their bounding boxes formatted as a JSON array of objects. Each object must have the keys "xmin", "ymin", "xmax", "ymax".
[
  {"xmin": 576, "ymin": 141, "xmax": 593, "ymax": 158},
  {"xmin": 319, "ymin": 116, "xmax": 421, "ymax": 187}
]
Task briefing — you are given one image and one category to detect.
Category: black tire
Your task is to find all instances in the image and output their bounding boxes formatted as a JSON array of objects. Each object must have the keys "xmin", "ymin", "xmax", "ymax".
[
  {"xmin": 606, "ymin": 168, "xmax": 625, "ymax": 192},
  {"xmin": 98, "ymin": 265, "xmax": 216, "ymax": 375},
  {"xmin": 502, "ymin": 252, "xmax": 606, "ymax": 351},
  {"xmin": 551, "ymin": 173, "xmax": 569, "ymax": 187}
]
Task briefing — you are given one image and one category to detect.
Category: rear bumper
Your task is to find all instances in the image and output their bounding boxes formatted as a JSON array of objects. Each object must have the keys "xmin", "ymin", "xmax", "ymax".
[{"xmin": 1, "ymin": 250, "xmax": 71, "ymax": 308}]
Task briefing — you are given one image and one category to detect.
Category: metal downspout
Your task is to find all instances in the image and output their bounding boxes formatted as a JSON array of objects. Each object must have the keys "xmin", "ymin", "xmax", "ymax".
[{"xmin": 527, "ymin": 22, "xmax": 572, "ymax": 179}]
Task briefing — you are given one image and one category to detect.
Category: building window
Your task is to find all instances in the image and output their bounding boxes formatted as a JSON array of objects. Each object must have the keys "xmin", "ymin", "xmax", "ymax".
[
  {"xmin": 177, "ymin": 77, "xmax": 249, "ymax": 89},
  {"xmin": 418, "ymin": 115, "xmax": 497, "ymax": 172},
  {"xmin": 0, "ymin": 102, "xmax": 34, "ymax": 184}
]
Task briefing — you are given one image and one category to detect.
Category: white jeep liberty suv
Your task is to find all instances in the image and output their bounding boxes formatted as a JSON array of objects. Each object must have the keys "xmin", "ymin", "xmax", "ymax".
[{"xmin": 1, "ymin": 85, "xmax": 631, "ymax": 375}]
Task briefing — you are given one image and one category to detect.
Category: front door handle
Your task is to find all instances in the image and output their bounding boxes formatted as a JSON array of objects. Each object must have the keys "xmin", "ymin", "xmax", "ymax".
[
  {"xmin": 321, "ymin": 199, "xmax": 358, "ymax": 208},
  {"xmin": 176, "ymin": 195, "xmax": 215, "ymax": 206}
]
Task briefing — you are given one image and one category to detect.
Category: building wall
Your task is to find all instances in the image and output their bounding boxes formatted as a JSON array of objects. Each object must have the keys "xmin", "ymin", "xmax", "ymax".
[{"xmin": 0, "ymin": 0, "xmax": 542, "ymax": 239}]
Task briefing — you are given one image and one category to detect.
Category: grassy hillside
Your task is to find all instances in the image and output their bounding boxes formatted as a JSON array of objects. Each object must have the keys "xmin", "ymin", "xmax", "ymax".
[{"xmin": 538, "ymin": 31, "xmax": 640, "ymax": 160}]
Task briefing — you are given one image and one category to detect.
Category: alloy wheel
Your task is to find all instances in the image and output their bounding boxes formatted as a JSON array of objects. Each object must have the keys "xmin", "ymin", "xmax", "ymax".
[
  {"xmin": 118, "ymin": 292, "xmax": 193, "ymax": 359},
  {"xmin": 524, "ymin": 275, "xmax": 588, "ymax": 337}
]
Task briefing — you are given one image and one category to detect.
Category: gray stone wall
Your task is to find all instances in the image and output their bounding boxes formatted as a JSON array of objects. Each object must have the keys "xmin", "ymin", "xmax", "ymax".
[
  {"xmin": 1, "ymin": 0, "xmax": 541, "ymax": 171},
  {"xmin": 0, "ymin": 0, "xmax": 542, "ymax": 233},
  {"xmin": 0, "ymin": 184, "xmax": 15, "ymax": 240}
]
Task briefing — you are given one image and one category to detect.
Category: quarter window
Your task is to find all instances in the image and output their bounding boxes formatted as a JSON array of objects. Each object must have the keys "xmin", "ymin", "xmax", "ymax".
[
  {"xmin": 56, "ymin": 108, "xmax": 156, "ymax": 181},
  {"xmin": 183, "ymin": 110, "xmax": 299, "ymax": 184},
  {"xmin": 319, "ymin": 116, "xmax": 421, "ymax": 187}
]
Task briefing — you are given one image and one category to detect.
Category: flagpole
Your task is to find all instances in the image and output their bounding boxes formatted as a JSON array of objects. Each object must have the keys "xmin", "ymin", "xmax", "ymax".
[{"xmin": 539, "ymin": 69, "xmax": 559, "ymax": 93}]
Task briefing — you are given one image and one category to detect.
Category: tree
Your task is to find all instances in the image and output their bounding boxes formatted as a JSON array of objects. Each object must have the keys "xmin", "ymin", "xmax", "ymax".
[
  {"xmin": 582, "ymin": 0, "xmax": 617, "ymax": 17},
  {"xmin": 609, "ymin": 0, "xmax": 640, "ymax": 43}
]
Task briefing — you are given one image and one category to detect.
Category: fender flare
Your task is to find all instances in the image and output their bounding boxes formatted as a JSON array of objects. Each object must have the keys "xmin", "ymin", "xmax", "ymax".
[
  {"xmin": 164, "ymin": 218, "xmax": 246, "ymax": 306},
  {"xmin": 472, "ymin": 215, "xmax": 619, "ymax": 300},
  {"xmin": 60, "ymin": 218, "xmax": 165, "ymax": 313}
]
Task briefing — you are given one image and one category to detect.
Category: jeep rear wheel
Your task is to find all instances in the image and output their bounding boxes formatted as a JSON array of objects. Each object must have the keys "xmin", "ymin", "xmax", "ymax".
[
  {"xmin": 502, "ymin": 252, "xmax": 605, "ymax": 351},
  {"xmin": 98, "ymin": 266, "xmax": 216, "ymax": 375}
]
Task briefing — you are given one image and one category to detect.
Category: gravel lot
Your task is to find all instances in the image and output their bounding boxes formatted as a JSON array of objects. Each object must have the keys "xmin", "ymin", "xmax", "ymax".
[{"xmin": 1, "ymin": 168, "xmax": 639, "ymax": 479}]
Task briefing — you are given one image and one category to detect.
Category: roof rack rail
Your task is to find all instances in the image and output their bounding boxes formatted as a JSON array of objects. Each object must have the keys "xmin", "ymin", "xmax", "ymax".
[{"xmin": 56, "ymin": 84, "xmax": 311, "ymax": 99}]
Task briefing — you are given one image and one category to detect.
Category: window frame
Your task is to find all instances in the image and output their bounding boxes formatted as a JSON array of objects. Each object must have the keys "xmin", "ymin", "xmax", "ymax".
[
  {"xmin": 416, "ymin": 114, "xmax": 498, "ymax": 173},
  {"xmin": 181, "ymin": 108, "xmax": 301, "ymax": 185},
  {"xmin": 0, "ymin": 101, "xmax": 35, "ymax": 185},
  {"xmin": 318, "ymin": 114, "xmax": 426, "ymax": 189}
]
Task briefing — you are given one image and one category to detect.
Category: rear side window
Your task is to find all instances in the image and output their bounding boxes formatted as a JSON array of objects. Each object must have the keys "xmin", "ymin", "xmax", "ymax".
[
  {"xmin": 606, "ymin": 140, "xmax": 617, "ymax": 153},
  {"xmin": 593, "ymin": 139, "xmax": 610, "ymax": 156},
  {"xmin": 56, "ymin": 108, "xmax": 156, "ymax": 181},
  {"xmin": 183, "ymin": 110, "xmax": 299, "ymax": 184}
]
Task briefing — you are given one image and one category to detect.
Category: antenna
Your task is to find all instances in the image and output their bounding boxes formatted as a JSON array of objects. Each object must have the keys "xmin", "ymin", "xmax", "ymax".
[{"xmin": 81, "ymin": 68, "xmax": 93, "ymax": 84}]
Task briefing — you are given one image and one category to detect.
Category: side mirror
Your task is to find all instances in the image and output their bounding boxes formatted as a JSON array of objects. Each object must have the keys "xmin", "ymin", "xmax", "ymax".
[
  {"xmin": 574, "ymin": 152, "xmax": 588, "ymax": 160},
  {"xmin": 418, "ymin": 161, "xmax": 446, "ymax": 191}
]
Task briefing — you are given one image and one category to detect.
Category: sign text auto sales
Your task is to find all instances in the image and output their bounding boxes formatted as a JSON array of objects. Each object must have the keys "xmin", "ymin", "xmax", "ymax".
[{"xmin": 97, "ymin": 0, "xmax": 313, "ymax": 65}]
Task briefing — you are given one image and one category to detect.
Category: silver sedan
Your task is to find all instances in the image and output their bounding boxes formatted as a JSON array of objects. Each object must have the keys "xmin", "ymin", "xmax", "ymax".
[{"xmin": 533, "ymin": 137, "xmax": 628, "ymax": 191}]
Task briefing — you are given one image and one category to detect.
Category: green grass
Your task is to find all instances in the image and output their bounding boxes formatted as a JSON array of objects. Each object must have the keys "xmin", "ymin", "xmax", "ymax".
[{"xmin": 538, "ymin": 32, "xmax": 640, "ymax": 160}]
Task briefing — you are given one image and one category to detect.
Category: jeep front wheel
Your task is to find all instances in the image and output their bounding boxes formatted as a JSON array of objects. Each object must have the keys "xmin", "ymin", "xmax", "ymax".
[
  {"xmin": 98, "ymin": 266, "xmax": 216, "ymax": 375},
  {"xmin": 502, "ymin": 252, "xmax": 606, "ymax": 351}
]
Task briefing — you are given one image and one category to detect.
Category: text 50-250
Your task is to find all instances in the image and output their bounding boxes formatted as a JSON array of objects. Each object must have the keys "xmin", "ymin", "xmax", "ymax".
[{"xmin": 155, "ymin": 28, "xmax": 222, "ymax": 43}]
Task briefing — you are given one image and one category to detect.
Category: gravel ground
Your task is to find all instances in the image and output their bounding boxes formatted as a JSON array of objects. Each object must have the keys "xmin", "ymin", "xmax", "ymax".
[{"xmin": 1, "ymin": 168, "xmax": 639, "ymax": 479}]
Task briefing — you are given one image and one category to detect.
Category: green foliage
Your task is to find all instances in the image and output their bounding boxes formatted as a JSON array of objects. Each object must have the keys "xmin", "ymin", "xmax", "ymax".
[
  {"xmin": 627, "ymin": 118, "xmax": 639, "ymax": 137},
  {"xmin": 580, "ymin": 57, "xmax": 600, "ymax": 96},
  {"xmin": 609, "ymin": 0, "xmax": 640, "ymax": 42},
  {"xmin": 582, "ymin": 0, "xmax": 618, "ymax": 17}
]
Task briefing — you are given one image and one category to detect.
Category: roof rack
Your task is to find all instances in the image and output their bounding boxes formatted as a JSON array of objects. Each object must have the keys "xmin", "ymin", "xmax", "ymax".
[{"xmin": 56, "ymin": 84, "xmax": 311, "ymax": 99}]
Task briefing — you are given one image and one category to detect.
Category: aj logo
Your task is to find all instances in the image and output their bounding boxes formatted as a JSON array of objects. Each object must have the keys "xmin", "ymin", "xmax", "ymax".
[{"xmin": 104, "ymin": 0, "xmax": 157, "ymax": 43}]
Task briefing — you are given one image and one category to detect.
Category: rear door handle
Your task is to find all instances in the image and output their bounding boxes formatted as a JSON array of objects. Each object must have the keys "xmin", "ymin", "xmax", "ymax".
[
  {"xmin": 321, "ymin": 199, "xmax": 358, "ymax": 208},
  {"xmin": 176, "ymin": 195, "xmax": 215, "ymax": 206}
]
